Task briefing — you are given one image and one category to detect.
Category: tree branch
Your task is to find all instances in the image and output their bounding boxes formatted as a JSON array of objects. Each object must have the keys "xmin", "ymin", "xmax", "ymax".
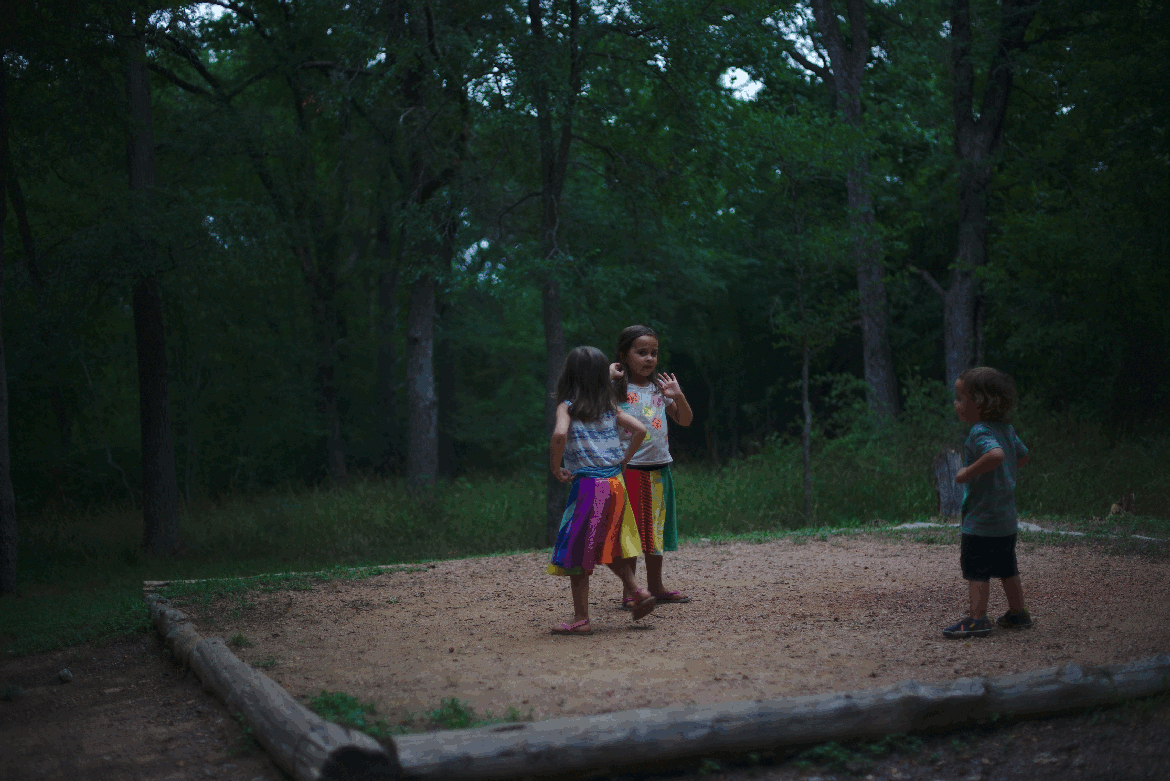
[
  {"xmin": 211, "ymin": 0, "xmax": 271, "ymax": 42},
  {"xmin": 784, "ymin": 46, "xmax": 831, "ymax": 81},
  {"xmin": 146, "ymin": 61, "xmax": 213, "ymax": 97},
  {"xmin": 906, "ymin": 263, "xmax": 945, "ymax": 297},
  {"xmin": 226, "ymin": 62, "xmax": 280, "ymax": 99},
  {"xmin": 297, "ymin": 61, "xmax": 375, "ymax": 75}
]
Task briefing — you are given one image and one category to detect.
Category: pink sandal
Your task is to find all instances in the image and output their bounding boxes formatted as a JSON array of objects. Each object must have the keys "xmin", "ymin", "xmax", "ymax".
[
  {"xmin": 630, "ymin": 589, "xmax": 656, "ymax": 620},
  {"xmin": 551, "ymin": 618, "xmax": 592, "ymax": 635}
]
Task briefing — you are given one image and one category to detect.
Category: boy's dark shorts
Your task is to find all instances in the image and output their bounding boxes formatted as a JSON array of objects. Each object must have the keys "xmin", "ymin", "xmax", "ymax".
[{"xmin": 960, "ymin": 533, "xmax": 1019, "ymax": 582}]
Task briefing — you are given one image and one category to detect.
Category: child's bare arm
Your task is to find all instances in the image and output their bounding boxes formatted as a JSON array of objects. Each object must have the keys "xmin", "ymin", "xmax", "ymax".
[
  {"xmin": 956, "ymin": 447, "xmax": 1005, "ymax": 484},
  {"xmin": 659, "ymin": 373, "xmax": 694, "ymax": 427},
  {"xmin": 549, "ymin": 404, "xmax": 572, "ymax": 483},
  {"xmin": 615, "ymin": 410, "xmax": 647, "ymax": 467},
  {"xmin": 1017, "ymin": 454, "xmax": 1029, "ymax": 469}
]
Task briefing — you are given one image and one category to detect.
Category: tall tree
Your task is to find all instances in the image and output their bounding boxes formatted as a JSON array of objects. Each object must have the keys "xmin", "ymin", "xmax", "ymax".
[
  {"xmin": 0, "ymin": 64, "xmax": 18, "ymax": 593},
  {"xmin": 377, "ymin": 0, "xmax": 473, "ymax": 484},
  {"xmin": 151, "ymin": 3, "xmax": 372, "ymax": 483},
  {"xmin": 126, "ymin": 21, "xmax": 182, "ymax": 554},
  {"xmin": 788, "ymin": 0, "xmax": 899, "ymax": 419},
  {"xmin": 517, "ymin": 0, "xmax": 580, "ymax": 540},
  {"xmin": 911, "ymin": 0, "xmax": 1037, "ymax": 385}
]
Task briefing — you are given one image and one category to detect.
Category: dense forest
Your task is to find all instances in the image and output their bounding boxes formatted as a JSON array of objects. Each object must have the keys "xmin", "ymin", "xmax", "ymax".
[{"xmin": 1, "ymin": 0, "xmax": 1167, "ymax": 583}]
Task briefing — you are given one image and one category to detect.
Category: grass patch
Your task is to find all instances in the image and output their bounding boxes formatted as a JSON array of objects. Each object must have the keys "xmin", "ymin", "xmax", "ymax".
[
  {"xmin": 227, "ymin": 632, "xmax": 252, "ymax": 648},
  {"xmin": 791, "ymin": 733, "xmax": 924, "ymax": 773},
  {"xmin": 306, "ymin": 691, "xmax": 533, "ymax": 738}
]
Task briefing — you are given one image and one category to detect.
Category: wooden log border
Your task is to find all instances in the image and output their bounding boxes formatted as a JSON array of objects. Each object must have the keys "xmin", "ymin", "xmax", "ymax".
[
  {"xmin": 144, "ymin": 593, "xmax": 402, "ymax": 780},
  {"xmin": 393, "ymin": 655, "xmax": 1170, "ymax": 780},
  {"xmin": 145, "ymin": 590, "xmax": 1168, "ymax": 781}
]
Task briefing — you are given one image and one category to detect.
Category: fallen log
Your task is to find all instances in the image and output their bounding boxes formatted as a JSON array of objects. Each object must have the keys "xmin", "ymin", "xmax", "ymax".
[
  {"xmin": 145, "ymin": 593, "xmax": 401, "ymax": 781},
  {"xmin": 392, "ymin": 654, "xmax": 1170, "ymax": 780}
]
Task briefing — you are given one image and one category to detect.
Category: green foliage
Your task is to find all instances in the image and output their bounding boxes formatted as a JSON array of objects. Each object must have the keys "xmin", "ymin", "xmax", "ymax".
[
  {"xmin": 227, "ymin": 632, "xmax": 252, "ymax": 649},
  {"xmin": 308, "ymin": 691, "xmax": 394, "ymax": 738},
  {"xmin": 793, "ymin": 733, "xmax": 923, "ymax": 773}
]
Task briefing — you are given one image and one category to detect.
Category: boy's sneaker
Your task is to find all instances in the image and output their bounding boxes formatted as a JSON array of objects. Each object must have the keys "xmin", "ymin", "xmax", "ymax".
[
  {"xmin": 942, "ymin": 616, "xmax": 993, "ymax": 638},
  {"xmin": 996, "ymin": 608, "xmax": 1033, "ymax": 629}
]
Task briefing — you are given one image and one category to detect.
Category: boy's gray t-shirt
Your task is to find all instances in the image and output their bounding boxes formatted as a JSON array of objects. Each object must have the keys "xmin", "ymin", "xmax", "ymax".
[{"xmin": 961, "ymin": 421, "xmax": 1028, "ymax": 537}]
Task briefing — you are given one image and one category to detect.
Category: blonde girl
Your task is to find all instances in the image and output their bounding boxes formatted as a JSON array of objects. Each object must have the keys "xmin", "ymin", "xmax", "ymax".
[{"xmin": 547, "ymin": 346, "xmax": 657, "ymax": 635}]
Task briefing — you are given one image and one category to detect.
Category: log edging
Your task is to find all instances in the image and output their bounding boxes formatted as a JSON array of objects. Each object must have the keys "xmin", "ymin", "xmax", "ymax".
[
  {"xmin": 144, "ymin": 592, "xmax": 402, "ymax": 780},
  {"xmin": 144, "ymin": 588, "xmax": 1168, "ymax": 781},
  {"xmin": 390, "ymin": 654, "xmax": 1170, "ymax": 780}
]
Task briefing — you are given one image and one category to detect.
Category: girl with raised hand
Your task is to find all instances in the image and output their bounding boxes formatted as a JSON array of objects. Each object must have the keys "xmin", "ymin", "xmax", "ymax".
[
  {"xmin": 547, "ymin": 346, "xmax": 657, "ymax": 635},
  {"xmin": 610, "ymin": 325, "xmax": 694, "ymax": 609}
]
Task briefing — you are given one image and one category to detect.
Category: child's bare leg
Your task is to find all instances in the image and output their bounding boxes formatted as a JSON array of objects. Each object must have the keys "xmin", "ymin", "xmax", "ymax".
[
  {"xmin": 622, "ymin": 557, "xmax": 639, "ymax": 602},
  {"xmin": 1001, "ymin": 575, "xmax": 1025, "ymax": 612},
  {"xmin": 645, "ymin": 554, "xmax": 687, "ymax": 598},
  {"xmin": 968, "ymin": 580, "xmax": 991, "ymax": 619},
  {"xmin": 569, "ymin": 574, "xmax": 590, "ymax": 623},
  {"xmin": 607, "ymin": 558, "xmax": 646, "ymax": 599}
]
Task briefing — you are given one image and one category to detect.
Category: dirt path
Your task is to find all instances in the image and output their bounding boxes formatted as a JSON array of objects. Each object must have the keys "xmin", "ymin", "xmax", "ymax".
[
  {"xmin": 3, "ymin": 535, "xmax": 1169, "ymax": 780},
  {"xmin": 0, "ymin": 634, "xmax": 284, "ymax": 781}
]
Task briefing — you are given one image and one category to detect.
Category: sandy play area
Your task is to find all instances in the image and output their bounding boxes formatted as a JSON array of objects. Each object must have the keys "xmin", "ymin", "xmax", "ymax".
[{"xmin": 171, "ymin": 535, "xmax": 1170, "ymax": 726}]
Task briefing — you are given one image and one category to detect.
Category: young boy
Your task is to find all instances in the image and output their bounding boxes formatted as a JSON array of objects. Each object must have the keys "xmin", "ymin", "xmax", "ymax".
[{"xmin": 943, "ymin": 366, "xmax": 1033, "ymax": 639}]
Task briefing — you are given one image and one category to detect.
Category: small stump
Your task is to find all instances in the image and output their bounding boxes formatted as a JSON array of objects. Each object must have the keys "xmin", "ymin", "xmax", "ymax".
[{"xmin": 933, "ymin": 447, "xmax": 962, "ymax": 519}]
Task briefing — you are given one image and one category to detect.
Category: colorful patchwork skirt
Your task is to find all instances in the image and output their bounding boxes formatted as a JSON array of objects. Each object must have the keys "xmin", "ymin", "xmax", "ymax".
[
  {"xmin": 624, "ymin": 464, "xmax": 678, "ymax": 555},
  {"xmin": 547, "ymin": 473, "xmax": 643, "ymax": 576}
]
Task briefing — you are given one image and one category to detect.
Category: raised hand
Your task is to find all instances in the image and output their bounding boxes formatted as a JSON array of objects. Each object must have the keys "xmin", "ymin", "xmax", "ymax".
[
  {"xmin": 655, "ymin": 372, "xmax": 684, "ymax": 399},
  {"xmin": 610, "ymin": 362, "xmax": 625, "ymax": 380}
]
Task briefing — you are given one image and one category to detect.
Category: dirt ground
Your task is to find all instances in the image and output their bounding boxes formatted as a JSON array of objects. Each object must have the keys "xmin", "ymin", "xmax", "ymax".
[{"xmin": 3, "ymin": 534, "xmax": 1170, "ymax": 781}]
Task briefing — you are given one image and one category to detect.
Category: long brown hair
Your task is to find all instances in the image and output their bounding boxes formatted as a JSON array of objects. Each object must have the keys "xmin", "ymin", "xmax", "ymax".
[
  {"xmin": 613, "ymin": 324, "xmax": 659, "ymax": 399},
  {"xmin": 555, "ymin": 346, "xmax": 618, "ymax": 422},
  {"xmin": 958, "ymin": 366, "xmax": 1017, "ymax": 422}
]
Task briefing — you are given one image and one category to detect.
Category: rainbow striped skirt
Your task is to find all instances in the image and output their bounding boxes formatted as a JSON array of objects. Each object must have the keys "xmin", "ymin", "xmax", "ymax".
[
  {"xmin": 547, "ymin": 471, "xmax": 642, "ymax": 576},
  {"xmin": 625, "ymin": 464, "xmax": 678, "ymax": 556}
]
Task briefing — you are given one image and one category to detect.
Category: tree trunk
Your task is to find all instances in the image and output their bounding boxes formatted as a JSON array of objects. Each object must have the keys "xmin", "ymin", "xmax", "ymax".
[
  {"xmin": 305, "ymin": 256, "xmax": 346, "ymax": 483},
  {"xmin": 933, "ymin": 447, "xmax": 963, "ymax": 519},
  {"xmin": 543, "ymin": 277, "xmax": 566, "ymax": 543},
  {"xmin": 0, "ymin": 65, "xmax": 18, "ymax": 594},
  {"xmin": 801, "ymin": 333, "xmax": 813, "ymax": 526},
  {"xmin": 528, "ymin": 0, "xmax": 580, "ymax": 543},
  {"xmin": 941, "ymin": 0, "xmax": 1037, "ymax": 385},
  {"xmin": 133, "ymin": 277, "xmax": 181, "ymax": 554},
  {"xmin": 374, "ymin": 214, "xmax": 402, "ymax": 472},
  {"xmin": 406, "ymin": 271, "xmax": 437, "ymax": 485},
  {"xmin": 809, "ymin": 0, "xmax": 899, "ymax": 420},
  {"xmin": 435, "ymin": 312, "xmax": 457, "ymax": 478},
  {"xmin": 127, "ymin": 34, "xmax": 181, "ymax": 555}
]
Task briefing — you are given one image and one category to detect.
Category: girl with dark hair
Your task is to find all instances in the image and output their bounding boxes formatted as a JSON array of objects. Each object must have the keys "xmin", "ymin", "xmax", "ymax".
[{"xmin": 611, "ymin": 325, "xmax": 694, "ymax": 608}]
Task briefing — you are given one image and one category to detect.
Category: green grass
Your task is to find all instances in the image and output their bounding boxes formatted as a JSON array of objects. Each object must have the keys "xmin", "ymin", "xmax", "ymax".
[
  {"xmin": 2, "ymin": 400, "xmax": 1166, "ymax": 657},
  {"xmin": 306, "ymin": 691, "xmax": 533, "ymax": 737}
]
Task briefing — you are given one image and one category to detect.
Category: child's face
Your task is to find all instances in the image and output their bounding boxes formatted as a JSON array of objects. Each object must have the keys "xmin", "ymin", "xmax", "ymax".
[
  {"xmin": 954, "ymin": 379, "xmax": 980, "ymax": 424},
  {"xmin": 622, "ymin": 336, "xmax": 659, "ymax": 383}
]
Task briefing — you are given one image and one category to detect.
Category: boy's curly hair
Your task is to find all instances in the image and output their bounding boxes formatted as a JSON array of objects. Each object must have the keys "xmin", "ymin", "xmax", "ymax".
[{"xmin": 958, "ymin": 366, "xmax": 1017, "ymax": 422}]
